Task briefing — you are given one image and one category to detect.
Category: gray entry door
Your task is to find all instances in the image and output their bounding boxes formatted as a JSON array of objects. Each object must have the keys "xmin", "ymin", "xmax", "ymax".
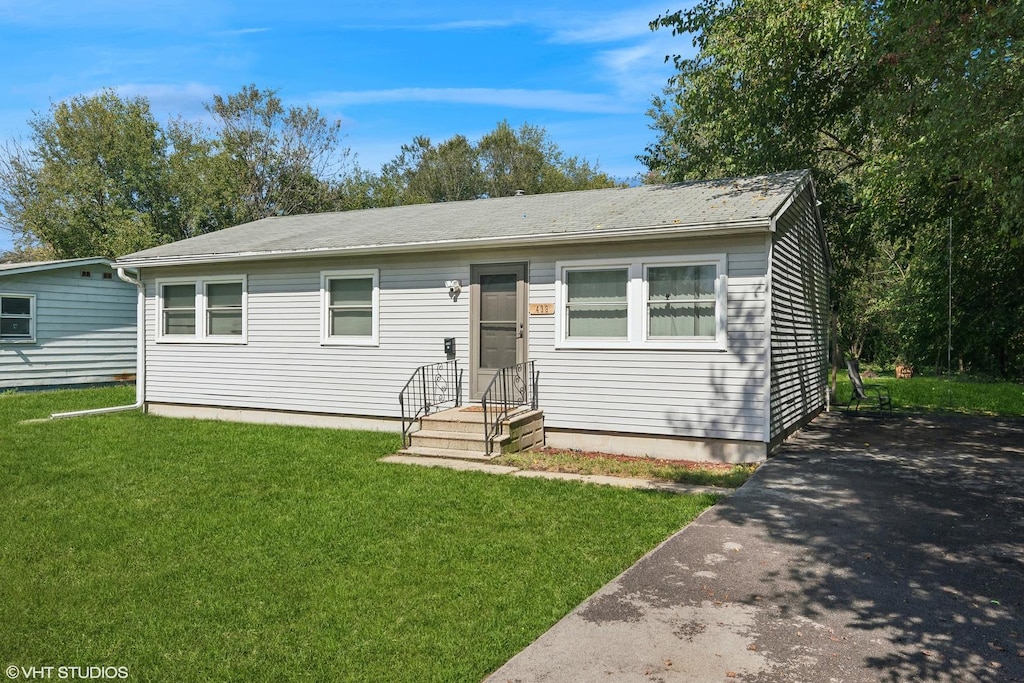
[{"xmin": 470, "ymin": 263, "xmax": 527, "ymax": 399}]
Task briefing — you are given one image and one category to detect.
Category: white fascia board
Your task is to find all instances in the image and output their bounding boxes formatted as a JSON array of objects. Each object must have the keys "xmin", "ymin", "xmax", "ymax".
[
  {"xmin": 0, "ymin": 257, "xmax": 113, "ymax": 277},
  {"xmin": 114, "ymin": 218, "xmax": 772, "ymax": 269}
]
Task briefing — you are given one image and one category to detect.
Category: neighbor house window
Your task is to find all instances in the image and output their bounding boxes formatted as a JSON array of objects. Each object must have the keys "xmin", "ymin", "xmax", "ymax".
[
  {"xmin": 157, "ymin": 276, "xmax": 247, "ymax": 342},
  {"xmin": 556, "ymin": 254, "xmax": 727, "ymax": 350},
  {"xmin": 321, "ymin": 270, "xmax": 379, "ymax": 346},
  {"xmin": 0, "ymin": 294, "xmax": 34, "ymax": 342}
]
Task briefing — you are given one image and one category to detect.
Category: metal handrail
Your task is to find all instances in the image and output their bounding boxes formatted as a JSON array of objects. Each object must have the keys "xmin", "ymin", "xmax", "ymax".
[
  {"xmin": 399, "ymin": 360, "xmax": 462, "ymax": 448},
  {"xmin": 481, "ymin": 360, "xmax": 538, "ymax": 454}
]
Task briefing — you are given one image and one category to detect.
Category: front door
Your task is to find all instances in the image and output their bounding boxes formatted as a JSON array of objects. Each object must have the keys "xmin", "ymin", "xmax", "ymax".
[{"xmin": 470, "ymin": 263, "xmax": 527, "ymax": 399}]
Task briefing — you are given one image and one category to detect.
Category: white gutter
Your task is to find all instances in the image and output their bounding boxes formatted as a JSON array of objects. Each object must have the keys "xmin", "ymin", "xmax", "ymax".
[{"xmin": 50, "ymin": 267, "xmax": 146, "ymax": 419}]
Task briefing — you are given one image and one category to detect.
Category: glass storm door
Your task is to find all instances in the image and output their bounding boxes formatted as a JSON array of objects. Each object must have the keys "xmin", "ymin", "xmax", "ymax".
[{"xmin": 470, "ymin": 263, "xmax": 527, "ymax": 399}]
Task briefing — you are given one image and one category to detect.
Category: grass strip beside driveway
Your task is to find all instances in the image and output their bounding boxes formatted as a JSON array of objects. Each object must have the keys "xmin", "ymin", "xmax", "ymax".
[{"xmin": 0, "ymin": 387, "xmax": 716, "ymax": 683}]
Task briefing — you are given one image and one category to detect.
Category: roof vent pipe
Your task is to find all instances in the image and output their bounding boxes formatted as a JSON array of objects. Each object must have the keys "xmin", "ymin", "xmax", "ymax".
[{"xmin": 513, "ymin": 189, "xmax": 526, "ymax": 196}]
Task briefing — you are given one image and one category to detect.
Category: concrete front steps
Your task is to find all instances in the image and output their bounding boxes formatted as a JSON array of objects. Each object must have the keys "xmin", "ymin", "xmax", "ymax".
[{"xmin": 400, "ymin": 406, "xmax": 544, "ymax": 461}]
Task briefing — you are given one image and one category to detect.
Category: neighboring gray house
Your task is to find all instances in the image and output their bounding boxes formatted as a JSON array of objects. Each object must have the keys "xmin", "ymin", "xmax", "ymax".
[
  {"xmin": 0, "ymin": 258, "xmax": 138, "ymax": 390},
  {"xmin": 114, "ymin": 170, "xmax": 829, "ymax": 462}
]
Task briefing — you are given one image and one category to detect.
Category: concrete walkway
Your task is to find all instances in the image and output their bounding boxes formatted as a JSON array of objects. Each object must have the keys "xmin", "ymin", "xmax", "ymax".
[{"xmin": 485, "ymin": 411, "xmax": 1024, "ymax": 682}]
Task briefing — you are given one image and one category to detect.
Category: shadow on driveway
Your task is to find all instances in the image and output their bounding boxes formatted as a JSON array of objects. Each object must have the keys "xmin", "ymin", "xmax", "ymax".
[{"xmin": 486, "ymin": 412, "xmax": 1024, "ymax": 682}]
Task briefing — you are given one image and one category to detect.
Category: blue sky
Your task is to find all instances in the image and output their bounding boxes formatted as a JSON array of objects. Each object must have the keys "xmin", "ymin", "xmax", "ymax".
[{"xmin": 0, "ymin": 0, "xmax": 696, "ymax": 254}]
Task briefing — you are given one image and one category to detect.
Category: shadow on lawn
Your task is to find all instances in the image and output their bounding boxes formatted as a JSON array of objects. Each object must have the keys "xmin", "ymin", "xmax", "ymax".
[{"xmin": 718, "ymin": 411, "xmax": 1024, "ymax": 681}]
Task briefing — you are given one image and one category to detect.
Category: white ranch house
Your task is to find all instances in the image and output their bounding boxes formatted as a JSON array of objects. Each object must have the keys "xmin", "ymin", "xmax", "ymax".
[
  {"xmin": 0, "ymin": 257, "xmax": 137, "ymax": 390},
  {"xmin": 113, "ymin": 170, "xmax": 830, "ymax": 462}
]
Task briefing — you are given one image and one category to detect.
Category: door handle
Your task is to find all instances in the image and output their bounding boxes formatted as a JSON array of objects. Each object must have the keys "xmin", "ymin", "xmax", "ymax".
[{"xmin": 517, "ymin": 322, "xmax": 523, "ymax": 339}]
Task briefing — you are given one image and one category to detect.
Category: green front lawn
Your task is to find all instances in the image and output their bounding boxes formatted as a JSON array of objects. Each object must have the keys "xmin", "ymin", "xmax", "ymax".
[{"xmin": 0, "ymin": 387, "xmax": 716, "ymax": 682}]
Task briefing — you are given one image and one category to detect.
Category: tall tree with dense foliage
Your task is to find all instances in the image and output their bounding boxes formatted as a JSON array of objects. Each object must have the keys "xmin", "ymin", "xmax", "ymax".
[
  {"xmin": 645, "ymin": 0, "xmax": 1024, "ymax": 377},
  {"xmin": 0, "ymin": 90, "xmax": 178, "ymax": 258},
  {"xmin": 0, "ymin": 85, "xmax": 353, "ymax": 258},
  {"xmin": 202, "ymin": 84, "xmax": 348, "ymax": 222},
  {"xmin": 372, "ymin": 121, "xmax": 619, "ymax": 206}
]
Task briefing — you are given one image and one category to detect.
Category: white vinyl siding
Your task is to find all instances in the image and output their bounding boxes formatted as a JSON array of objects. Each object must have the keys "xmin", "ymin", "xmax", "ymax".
[
  {"xmin": 140, "ymin": 236, "xmax": 768, "ymax": 444},
  {"xmin": 768, "ymin": 184, "xmax": 829, "ymax": 443},
  {"xmin": 537, "ymin": 239, "xmax": 765, "ymax": 442},
  {"xmin": 0, "ymin": 265, "xmax": 136, "ymax": 389},
  {"xmin": 144, "ymin": 259, "xmax": 465, "ymax": 418},
  {"xmin": 157, "ymin": 276, "xmax": 247, "ymax": 343},
  {"xmin": 0, "ymin": 294, "xmax": 35, "ymax": 341},
  {"xmin": 321, "ymin": 269, "xmax": 379, "ymax": 346}
]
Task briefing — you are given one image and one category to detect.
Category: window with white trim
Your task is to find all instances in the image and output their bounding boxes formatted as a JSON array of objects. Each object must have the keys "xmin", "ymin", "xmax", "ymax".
[
  {"xmin": 564, "ymin": 267, "xmax": 629, "ymax": 339},
  {"xmin": 555, "ymin": 254, "xmax": 727, "ymax": 350},
  {"xmin": 157, "ymin": 276, "xmax": 247, "ymax": 342},
  {"xmin": 0, "ymin": 294, "xmax": 34, "ymax": 342},
  {"xmin": 321, "ymin": 269, "xmax": 379, "ymax": 346},
  {"xmin": 645, "ymin": 264, "xmax": 718, "ymax": 339},
  {"xmin": 205, "ymin": 281, "xmax": 244, "ymax": 336}
]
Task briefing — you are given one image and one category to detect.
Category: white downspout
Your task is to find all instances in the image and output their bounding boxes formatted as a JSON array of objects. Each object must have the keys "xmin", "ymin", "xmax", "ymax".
[{"xmin": 50, "ymin": 267, "xmax": 145, "ymax": 419}]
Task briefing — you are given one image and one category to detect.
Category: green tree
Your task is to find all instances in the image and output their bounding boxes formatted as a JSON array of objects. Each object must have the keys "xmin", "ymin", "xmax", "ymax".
[
  {"xmin": 0, "ymin": 90, "xmax": 177, "ymax": 258},
  {"xmin": 202, "ymin": 84, "xmax": 348, "ymax": 223},
  {"xmin": 645, "ymin": 0, "xmax": 1024, "ymax": 377},
  {"xmin": 367, "ymin": 120, "xmax": 619, "ymax": 207},
  {"xmin": 0, "ymin": 85, "xmax": 356, "ymax": 259},
  {"xmin": 479, "ymin": 121, "xmax": 615, "ymax": 197},
  {"xmin": 395, "ymin": 134, "xmax": 482, "ymax": 203}
]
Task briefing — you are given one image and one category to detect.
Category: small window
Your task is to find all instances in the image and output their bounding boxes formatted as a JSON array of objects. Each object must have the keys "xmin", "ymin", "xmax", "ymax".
[
  {"xmin": 161, "ymin": 283, "xmax": 197, "ymax": 336},
  {"xmin": 322, "ymin": 270, "xmax": 379, "ymax": 345},
  {"xmin": 0, "ymin": 295, "xmax": 34, "ymax": 341},
  {"xmin": 81, "ymin": 270, "xmax": 92, "ymax": 278},
  {"xmin": 205, "ymin": 281, "xmax": 244, "ymax": 337},
  {"xmin": 102, "ymin": 272, "xmax": 113, "ymax": 280},
  {"xmin": 565, "ymin": 268, "xmax": 628, "ymax": 339}
]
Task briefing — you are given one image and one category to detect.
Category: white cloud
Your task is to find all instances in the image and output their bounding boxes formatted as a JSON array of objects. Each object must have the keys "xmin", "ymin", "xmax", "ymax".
[
  {"xmin": 595, "ymin": 32, "xmax": 686, "ymax": 100},
  {"xmin": 214, "ymin": 27, "xmax": 270, "ymax": 36},
  {"xmin": 313, "ymin": 87, "xmax": 634, "ymax": 114},
  {"xmin": 418, "ymin": 19, "xmax": 519, "ymax": 31},
  {"xmin": 547, "ymin": 6, "xmax": 664, "ymax": 44}
]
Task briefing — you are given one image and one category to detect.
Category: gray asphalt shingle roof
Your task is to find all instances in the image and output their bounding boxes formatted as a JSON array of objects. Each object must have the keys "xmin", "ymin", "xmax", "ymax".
[{"xmin": 116, "ymin": 170, "xmax": 811, "ymax": 267}]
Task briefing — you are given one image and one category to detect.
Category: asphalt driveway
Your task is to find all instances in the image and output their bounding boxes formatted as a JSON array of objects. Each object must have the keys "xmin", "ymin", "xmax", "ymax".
[{"xmin": 486, "ymin": 411, "xmax": 1024, "ymax": 682}]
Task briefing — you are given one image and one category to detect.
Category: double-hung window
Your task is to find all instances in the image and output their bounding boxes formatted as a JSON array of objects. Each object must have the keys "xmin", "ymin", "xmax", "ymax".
[
  {"xmin": 564, "ymin": 267, "xmax": 629, "ymax": 339},
  {"xmin": 646, "ymin": 264, "xmax": 718, "ymax": 339},
  {"xmin": 556, "ymin": 254, "xmax": 727, "ymax": 350},
  {"xmin": 0, "ymin": 294, "xmax": 34, "ymax": 342},
  {"xmin": 321, "ymin": 269, "xmax": 379, "ymax": 346},
  {"xmin": 205, "ymin": 281, "xmax": 244, "ymax": 337},
  {"xmin": 157, "ymin": 276, "xmax": 247, "ymax": 343}
]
